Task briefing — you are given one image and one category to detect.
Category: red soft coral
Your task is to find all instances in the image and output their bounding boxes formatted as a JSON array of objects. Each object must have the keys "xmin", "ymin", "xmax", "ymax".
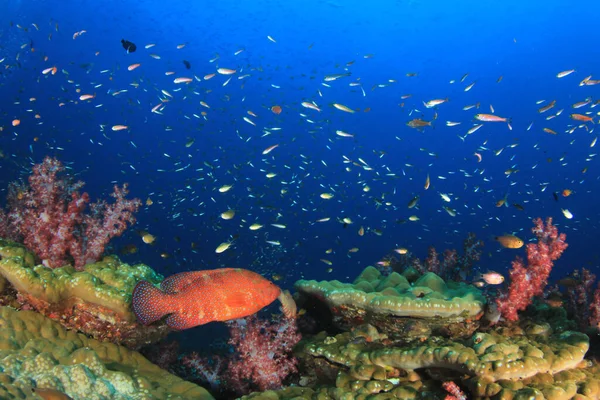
[{"xmin": 496, "ymin": 217, "xmax": 568, "ymax": 321}]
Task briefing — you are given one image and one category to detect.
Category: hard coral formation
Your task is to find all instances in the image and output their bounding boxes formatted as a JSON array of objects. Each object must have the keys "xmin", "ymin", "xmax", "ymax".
[
  {"xmin": 0, "ymin": 238, "xmax": 169, "ymax": 349},
  {"xmin": 241, "ymin": 319, "xmax": 596, "ymax": 400},
  {"xmin": 0, "ymin": 306, "xmax": 213, "ymax": 400},
  {"xmin": 295, "ymin": 266, "xmax": 486, "ymax": 341},
  {"xmin": 242, "ymin": 363, "xmax": 600, "ymax": 400},
  {"xmin": 301, "ymin": 327, "xmax": 588, "ymax": 382}
]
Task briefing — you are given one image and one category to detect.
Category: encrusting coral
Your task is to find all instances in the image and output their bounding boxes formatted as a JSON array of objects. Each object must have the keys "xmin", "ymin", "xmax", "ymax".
[
  {"xmin": 0, "ymin": 306, "xmax": 213, "ymax": 400},
  {"xmin": 295, "ymin": 266, "xmax": 487, "ymax": 341},
  {"xmin": 0, "ymin": 238, "xmax": 169, "ymax": 349}
]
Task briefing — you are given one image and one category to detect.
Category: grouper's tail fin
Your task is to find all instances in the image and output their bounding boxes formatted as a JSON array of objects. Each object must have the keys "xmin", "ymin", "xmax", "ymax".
[{"xmin": 132, "ymin": 280, "xmax": 172, "ymax": 326}]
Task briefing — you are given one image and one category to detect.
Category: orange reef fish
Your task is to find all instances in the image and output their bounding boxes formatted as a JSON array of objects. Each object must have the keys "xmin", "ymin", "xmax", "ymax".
[
  {"xmin": 495, "ymin": 235, "xmax": 524, "ymax": 249},
  {"xmin": 132, "ymin": 268, "xmax": 296, "ymax": 330},
  {"xmin": 570, "ymin": 113, "xmax": 594, "ymax": 123}
]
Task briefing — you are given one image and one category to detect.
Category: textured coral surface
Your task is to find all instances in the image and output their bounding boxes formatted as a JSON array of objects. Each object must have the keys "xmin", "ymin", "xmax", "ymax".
[{"xmin": 0, "ymin": 306, "xmax": 213, "ymax": 400}]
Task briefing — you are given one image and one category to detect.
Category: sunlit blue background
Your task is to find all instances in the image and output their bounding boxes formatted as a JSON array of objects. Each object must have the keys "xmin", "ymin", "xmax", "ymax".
[{"xmin": 0, "ymin": 0, "xmax": 598, "ymax": 301}]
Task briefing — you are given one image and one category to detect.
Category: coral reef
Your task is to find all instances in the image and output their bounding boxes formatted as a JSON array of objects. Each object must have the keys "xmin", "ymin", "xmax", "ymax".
[
  {"xmin": 378, "ymin": 233, "xmax": 483, "ymax": 281},
  {"xmin": 240, "ymin": 258, "xmax": 600, "ymax": 400},
  {"xmin": 0, "ymin": 213, "xmax": 596, "ymax": 400},
  {"xmin": 411, "ymin": 233, "xmax": 484, "ymax": 281},
  {"xmin": 241, "ymin": 312, "xmax": 598, "ymax": 400}
]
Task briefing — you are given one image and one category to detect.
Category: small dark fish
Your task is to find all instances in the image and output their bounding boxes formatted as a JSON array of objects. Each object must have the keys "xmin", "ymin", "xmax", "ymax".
[
  {"xmin": 512, "ymin": 203, "xmax": 524, "ymax": 211},
  {"xmin": 553, "ymin": 192, "xmax": 559, "ymax": 202},
  {"xmin": 407, "ymin": 195, "xmax": 420, "ymax": 208},
  {"xmin": 121, "ymin": 39, "xmax": 136, "ymax": 53},
  {"xmin": 120, "ymin": 244, "xmax": 138, "ymax": 255},
  {"xmin": 183, "ymin": 59, "xmax": 191, "ymax": 69},
  {"xmin": 557, "ymin": 277, "xmax": 580, "ymax": 288}
]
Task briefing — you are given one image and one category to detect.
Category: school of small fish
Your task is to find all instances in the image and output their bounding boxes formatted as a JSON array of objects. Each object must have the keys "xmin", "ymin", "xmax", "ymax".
[{"xmin": 0, "ymin": 20, "xmax": 592, "ymax": 282}]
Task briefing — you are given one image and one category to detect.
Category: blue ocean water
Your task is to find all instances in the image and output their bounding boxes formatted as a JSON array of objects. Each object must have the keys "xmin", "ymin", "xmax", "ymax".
[{"xmin": 0, "ymin": 0, "xmax": 598, "ymax": 292}]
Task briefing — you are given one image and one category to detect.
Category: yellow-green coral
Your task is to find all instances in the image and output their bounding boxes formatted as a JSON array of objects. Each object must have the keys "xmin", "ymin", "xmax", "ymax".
[
  {"xmin": 304, "ymin": 328, "xmax": 588, "ymax": 382},
  {"xmin": 0, "ymin": 306, "xmax": 213, "ymax": 400},
  {"xmin": 0, "ymin": 240, "xmax": 35, "ymax": 293},
  {"xmin": 466, "ymin": 362, "xmax": 600, "ymax": 400},
  {"xmin": 295, "ymin": 266, "xmax": 485, "ymax": 319},
  {"xmin": 0, "ymin": 238, "xmax": 161, "ymax": 318},
  {"xmin": 243, "ymin": 324, "xmax": 597, "ymax": 400},
  {"xmin": 295, "ymin": 266, "xmax": 486, "ymax": 341},
  {"xmin": 0, "ymin": 239, "xmax": 168, "ymax": 348},
  {"xmin": 241, "ymin": 365, "xmax": 600, "ymax": 400}
]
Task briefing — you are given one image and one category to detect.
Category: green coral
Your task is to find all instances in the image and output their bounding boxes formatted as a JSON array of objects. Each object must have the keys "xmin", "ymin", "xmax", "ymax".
[
  {"xmin": 0, "ymin": 306, "xmax": 213, "ymax": 400},
  {"xmin": 0, "ymin": 238, "xmax": 168, "ymax": 348},
  {"xmin": 467, "ymin": 362, "xmax": 600, "ymax": 400},
  {"xmin": 303, "ymin": 328, "xmax": 588, "ymax": 382},
  {"xmin": 242, "ymin": 323, "xmax": 598, "ymax": 400},
  {"xmin": 295, "ymin": 266, "xmax": 486, "ymax": 340},
  {"xmin": 296, "ymin": 266, "xmax": 485, "ymax": 319}
]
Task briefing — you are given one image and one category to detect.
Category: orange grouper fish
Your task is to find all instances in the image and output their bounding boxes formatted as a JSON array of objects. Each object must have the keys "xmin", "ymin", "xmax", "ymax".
[{"xmin": 132, "ymin": 268, "xmax": 296, "ymax": 330}]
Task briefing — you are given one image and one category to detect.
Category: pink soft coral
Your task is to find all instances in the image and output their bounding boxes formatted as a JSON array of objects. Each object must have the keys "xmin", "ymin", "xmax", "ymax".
[
  {"xmin": 226, "ymin": 315, "xmax": 301, "ymax": 394},
  {"xmin": 6, "ymin": 157, "xmax": 140, "ymax": 269}
]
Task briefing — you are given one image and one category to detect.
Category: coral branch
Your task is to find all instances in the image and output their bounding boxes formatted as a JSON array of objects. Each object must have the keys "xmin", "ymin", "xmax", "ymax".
[
  {"xmin": 590, "ymin": 285, "xmax": 600, "ymax": 331},
  {"xmin": 180, "ymin": 352, "xmax": 226, "ymax": 392},
  {"xmin": 405, "ymin": 233, "xmax": 483, "ymax": 281}
]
